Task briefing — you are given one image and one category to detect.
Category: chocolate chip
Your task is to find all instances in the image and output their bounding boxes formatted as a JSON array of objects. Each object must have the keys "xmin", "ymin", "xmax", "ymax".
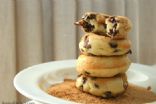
[
  {"xmin": 83, "ymin": 21, "xmax": 94, "ymax": 32},
  {"xmin": 104, "ymin": 24, "xmax": 107, "ymax": 29},
  {"xmin": 84, "ymin": 35, "xmax": 88, "ymax": 40},
  {"xmin": 82, "ymin": 14, "xmax": 96, "ymax": 20},
  {"xmin": 82, "ymin": 77, "xmax": 87, "ymax": 84},
  {"xmin": 84, "ymin": 71, "xmax": 90, "ymax": 75},
  {"xmin": 84, "ymin": 35, "xmax": 91, "ymax": 49},
  {"xmin": 77, "ymin": 74, "xmax": 82, "ymax": 77},
  {"xmin": 109, "ymin": 16, "xmax": 116, "ymax": 23},
  {"xmin": 109, "ymin": 29, "xmax": 113, "ymax": 34},
  {"xmin": 147, "ymin": 86, "xmax": 151, "ymax": 91},
  {"xmin": 109, "ymin": 16, "xmax": 119, "ymax": 23},
  {"xmin": 79, "ymin": 85, "xmax": 83, "ymax": 90},
  {"xmin": 109, "ymin": 41, "xmax": 118, "ymax": 48},
  {"xmin": 85, "ymin": 44, "xmax": 91, "ymax": 49},
  {"xmin": 128, "ymin": 49, "xmax": 132, "ymax": 54},
  {"xmin": 124, "ymin": 82, "xmax": 128, "ymax": 89},
  {"xmin": 113, "ymin": 23, "xmax": 117, "ymax": 28},
  {"xmin": 103, "ymin": 91, "xmax": 113, "ymax": 98},
  {"xmin": 87, "ymin": 14, "xmax": 96, "ymax": 19},
  {"xmin": 94, "ymin": 83, "xmax": 99, "ymax": 88},
  {"xmin": 80, "ymin": 49, "xmax": 84, "ymax": 52},
  {"xmin": 108, "ymin": 29, "xmax": 119, "ymax": 36}
]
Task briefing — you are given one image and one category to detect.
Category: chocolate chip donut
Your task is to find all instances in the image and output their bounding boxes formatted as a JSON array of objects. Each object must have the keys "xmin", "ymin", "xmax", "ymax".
[
  {"xmin": 76, "ymin": 74, "xmax": 128, "ymax": 98},
  {"xmin": 75, "ymin": 12, "xmax": 131, "ymax": 39},
  {"xmin": 76, "ymin": 55, "xmax": 131, "ymax": 77},
  {"xmin": 79, "ymin": 33, "xmax": 131, "ymax": 56}
]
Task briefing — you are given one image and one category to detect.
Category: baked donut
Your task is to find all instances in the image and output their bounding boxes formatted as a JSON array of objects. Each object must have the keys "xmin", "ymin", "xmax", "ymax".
[
  {"xmin": 75, "ymin": 12, "xmax": 131, "ymax": 39},
  {"xmin": 76, "ymin": 74, "xmax": 128, "ymax": 98},
  {"xmin": 76, "ymin": 55, "xmax": 131, "ymax": 77},
  {"xmin": 79, "ymin": 33, "xmax": 131, "ymax": 56}
]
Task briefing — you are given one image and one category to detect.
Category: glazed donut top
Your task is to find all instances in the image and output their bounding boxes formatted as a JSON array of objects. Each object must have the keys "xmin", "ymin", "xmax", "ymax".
[{"xmin": 75, "ymin": 12, "xmax": 132, "ymax": 39}]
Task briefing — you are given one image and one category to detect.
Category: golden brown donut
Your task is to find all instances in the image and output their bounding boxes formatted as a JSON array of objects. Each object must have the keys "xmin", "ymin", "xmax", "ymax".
[
  {"xmin": 75, "ymin": 12, "xmax": 131, "ymax": 39},
  {"xmin": 79, "ymin": 33, "xmax": 131, "ymax": 56},
  {"xmin": 76, "ymin": 55, "xmax": 131, "ymax": 77},
  {"xmin": 76, "ymin": 74, "xmax": 128, "ymax": 98}
]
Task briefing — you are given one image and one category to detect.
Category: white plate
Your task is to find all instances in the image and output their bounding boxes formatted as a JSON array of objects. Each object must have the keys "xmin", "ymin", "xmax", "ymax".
[{"xmin": 14, "ymin": 60, "xmax": 156, "ymax": 104}]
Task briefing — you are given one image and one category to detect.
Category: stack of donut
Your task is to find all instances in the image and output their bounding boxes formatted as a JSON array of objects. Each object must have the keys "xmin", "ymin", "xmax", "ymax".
[{"xmin": 75, "ymin": 12, "xmax": 132, "ymax": 98}]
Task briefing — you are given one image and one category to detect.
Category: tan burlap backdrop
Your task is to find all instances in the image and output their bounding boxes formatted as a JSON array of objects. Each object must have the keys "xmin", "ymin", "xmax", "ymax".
[{"xmin": 0, "ymin": 0, "xmax": 156, "ymax": 103}]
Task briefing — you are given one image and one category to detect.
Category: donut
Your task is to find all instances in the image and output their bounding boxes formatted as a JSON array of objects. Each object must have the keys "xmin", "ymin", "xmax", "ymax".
[
  {"xmin": 76, "ymin": 74, "xmax": 128, "ymax": 98},
  {"xmin": 79, "ymin": 33, "xmax": 131, "ymax": 56},
  {"xmin": 76, "ymin": 55, "xmax": 131, "ymax": 77},
  {"xmin": 75, "ymin": 12, "xmax": 131, "ymax": 39}
]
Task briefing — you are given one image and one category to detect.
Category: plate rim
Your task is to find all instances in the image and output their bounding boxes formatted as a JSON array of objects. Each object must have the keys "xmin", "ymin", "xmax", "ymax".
[{"xmin": 13, "ymin": 59, "xmax": 156, "ymax": 104}]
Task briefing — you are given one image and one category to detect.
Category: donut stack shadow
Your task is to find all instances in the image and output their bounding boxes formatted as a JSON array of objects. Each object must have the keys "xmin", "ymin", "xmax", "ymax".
[{"xmin": 75, "ymin": 12, "xmax": 132, "ymax": 98}]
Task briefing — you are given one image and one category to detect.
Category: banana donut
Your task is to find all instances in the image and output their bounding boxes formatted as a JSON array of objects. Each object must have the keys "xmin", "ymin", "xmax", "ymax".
[
  {"xmin": 76, "ymin": 74, "xmax": 128, "ymax": 98},
  {"xmin": 79, "ymin": 33, "xmax": 131, "ymax": 56},
  {"xmin": 76, "ymin": 55, "xmax": 131, "ymax": 77},
  {"xmin": 75, "ymin": 12, "xmax": 131, "ymax": 39}
]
